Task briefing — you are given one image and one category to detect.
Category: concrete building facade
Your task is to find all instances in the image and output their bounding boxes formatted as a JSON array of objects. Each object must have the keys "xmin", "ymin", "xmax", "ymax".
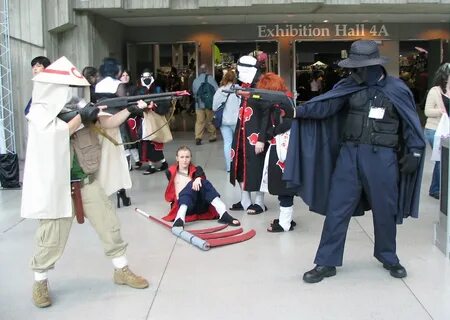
[{"xmin": 8, "ymin": 0, "xmax": 450, "ymax": 157}]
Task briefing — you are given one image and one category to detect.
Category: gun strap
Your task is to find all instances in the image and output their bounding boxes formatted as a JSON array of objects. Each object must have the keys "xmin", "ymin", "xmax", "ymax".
[{"xmin": 91, "ymin": 125, "xmax": 121, "ymax": 146}]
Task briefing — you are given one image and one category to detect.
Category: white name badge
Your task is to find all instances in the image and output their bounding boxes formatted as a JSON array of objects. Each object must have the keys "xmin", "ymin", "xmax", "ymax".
[{"xmin": 368, "ymin": 107, "xmax": 385, "ymax": 119}]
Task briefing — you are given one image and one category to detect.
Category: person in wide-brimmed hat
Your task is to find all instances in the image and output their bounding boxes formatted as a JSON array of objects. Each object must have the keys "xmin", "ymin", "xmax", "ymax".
[
  {"xmin": 281, "ymin": 40, "xmax": 426, "ymax": 283},
  {"xmin": 338, "ymin": 40, "xmax": 389, "ymax": 68},
  {"xmin": 22, "ymin": 56, "xmax": 151, "ymax": 308}
]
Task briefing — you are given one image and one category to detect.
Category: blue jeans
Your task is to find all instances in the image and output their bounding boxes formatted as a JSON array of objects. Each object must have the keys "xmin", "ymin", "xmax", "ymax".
[
  {"xmin": 424, "ymin": 128, "xmax": 440, "ymax": 195},
  {"xmin": 220, "ymin": 124, "xmax": 236, "ymax": 172}
]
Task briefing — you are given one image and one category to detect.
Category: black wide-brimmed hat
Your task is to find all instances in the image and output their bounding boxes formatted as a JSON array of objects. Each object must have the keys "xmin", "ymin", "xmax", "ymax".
[{"xmin": 338, "ymin": 40, "xmax": 388, "ymax": 68}]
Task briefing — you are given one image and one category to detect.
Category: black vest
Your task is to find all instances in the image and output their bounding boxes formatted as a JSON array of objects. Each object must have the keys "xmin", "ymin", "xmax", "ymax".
[{"xmin": 342, "ymin": 88, "xmax": 400, "ymax": 148}]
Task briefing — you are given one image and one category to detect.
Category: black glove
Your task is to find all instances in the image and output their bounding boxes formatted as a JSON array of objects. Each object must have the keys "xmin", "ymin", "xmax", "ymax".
[
  {"xmin": 78, "ymin": 103, "xmax": 99, "ymax": 124},
  {"xmin": 278, "ymin": 101, "xmax": 296, "ymax": 118},
  {"xmin": 399, "ymin": 152, "xmax": 421, "ymax": 174},
  {"xmin": 127, "ymin": 104, "xmax": 142, "ymax": 115}
]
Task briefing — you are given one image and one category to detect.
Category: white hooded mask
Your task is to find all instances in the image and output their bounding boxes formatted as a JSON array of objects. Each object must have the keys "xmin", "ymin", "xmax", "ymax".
[
  {"xmin": 237, "ymin": 55, "xmax": 259, "ymax": 85},
  {"xmin": 22, "ymin": 56, "xmax": 90, "ymax": 219}
]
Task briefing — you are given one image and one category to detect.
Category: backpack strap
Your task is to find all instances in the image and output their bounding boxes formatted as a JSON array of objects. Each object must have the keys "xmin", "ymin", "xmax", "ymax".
[
  {"xmin": 196, "ymin": 74, "xmax": 209, "ymax": 99},
  {"xmin": 223, "ymin": 92, "xmax": 231, "ymax": 106}
]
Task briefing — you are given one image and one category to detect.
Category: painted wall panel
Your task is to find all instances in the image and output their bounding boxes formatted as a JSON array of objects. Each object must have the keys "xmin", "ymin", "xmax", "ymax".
[
  {"xmin": 9, "ymin": 0, "xmax": 44, "ymax": 47},
  {"xmin": 92, "ymin": 15, "xmax": 125, "ymax": 66},
  {"xmin": 46, "ymin": 0, "xmax": 74, "ymax": 32},
  {"xmin": 125, "ymin": 0, "xmax": 170, "ymax": 9},
  {"xmin": 10, "ymin": 39, "xmax": 47, "ymax": 157}
]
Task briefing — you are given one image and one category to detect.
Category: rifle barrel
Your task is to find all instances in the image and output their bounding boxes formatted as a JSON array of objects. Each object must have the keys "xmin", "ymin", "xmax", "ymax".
[{"xmin": 125, "ymin": 90, "xmax": 189, "ymax": 102}]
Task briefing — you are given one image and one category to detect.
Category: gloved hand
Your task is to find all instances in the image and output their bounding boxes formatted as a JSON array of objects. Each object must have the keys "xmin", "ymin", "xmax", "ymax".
[
  {"xmin": 127, "ymin": 104, "xmax": 141, "ymax": 115},
  {"xmin": 399, "ymin": 152, "xmax": 421, "ymax": 174},
  {"xmin": 278, "ymin": 101, "xmax": 296, "ymax": 118},
  {"xmin": 78, "ymin": 103, "xmax": 99, "ymax": 124}
]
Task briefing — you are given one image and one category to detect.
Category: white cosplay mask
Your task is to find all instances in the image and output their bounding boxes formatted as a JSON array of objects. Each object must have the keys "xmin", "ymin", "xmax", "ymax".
[
  {"xmin": 237, "ymin": 55, "xmax": 258, "ymax": 84},
  {"xmin": 141, "ymin": 72, "xmax": 154, "ymax": 88}
]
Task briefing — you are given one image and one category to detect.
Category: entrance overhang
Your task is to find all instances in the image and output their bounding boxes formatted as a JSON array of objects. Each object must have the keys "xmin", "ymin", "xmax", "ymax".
[{"xmin": 74, "ymin": 3, "xmax": 450, "ymax": 26}]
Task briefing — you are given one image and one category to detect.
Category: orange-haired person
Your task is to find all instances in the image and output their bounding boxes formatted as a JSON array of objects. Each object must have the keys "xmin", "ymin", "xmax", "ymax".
[{"xmin": 256, "ymin": 73, "xmax": 298, "ymax": 232}]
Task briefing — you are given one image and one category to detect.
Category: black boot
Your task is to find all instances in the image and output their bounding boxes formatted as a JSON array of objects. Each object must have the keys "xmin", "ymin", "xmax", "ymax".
[
  {"xmin": 383, "ymin": 263, "xmax": 407, "ymax": 278},
  {"xmin": 172, "ymin": 218, "xmax": 184, "ymax": 228},
  {"xmin": 117, "ymin": 189, "xmax": 131, "ymax": 208},
  {"xmin": 158, "ymin": 161, "xmax": 169, "ymax": 172},
  {"xmin": 303, "ymin": 265, "xmax": 337, "ymax": 283},
  {"xmin": 143, "ymin": 166, "xmax": 157, "ymax": 175}
]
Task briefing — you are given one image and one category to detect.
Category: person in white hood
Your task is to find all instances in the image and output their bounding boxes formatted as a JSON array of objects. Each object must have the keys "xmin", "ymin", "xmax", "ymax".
[{"xmin": 21, "ymin": 57, "xmax": 150, "ymax": 308}]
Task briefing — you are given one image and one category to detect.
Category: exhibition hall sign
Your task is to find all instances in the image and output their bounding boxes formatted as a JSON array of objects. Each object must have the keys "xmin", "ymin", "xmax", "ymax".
[{"xmin": 257, "ymin": 24, "xmax": 390, "ymax": 38}]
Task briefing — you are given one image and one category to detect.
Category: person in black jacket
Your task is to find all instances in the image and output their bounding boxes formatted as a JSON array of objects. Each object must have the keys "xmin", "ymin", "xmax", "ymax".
[{"xmin": 282, "ymin": 40, "xmax": 426, "ymax": 283}]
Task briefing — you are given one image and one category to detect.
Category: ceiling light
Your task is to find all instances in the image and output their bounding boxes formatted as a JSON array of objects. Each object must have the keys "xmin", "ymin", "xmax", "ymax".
[{"xmin": 323, "ymin": 20, "xmax": 329, "ymax": 23}]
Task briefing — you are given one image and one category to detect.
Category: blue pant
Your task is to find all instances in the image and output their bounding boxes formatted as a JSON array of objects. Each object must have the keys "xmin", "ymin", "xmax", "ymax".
[
  {"xmin": 178, "ymin": 179, "xmax": 220, "ymax": 214},
  {"xmin": 278, "ymin": 195, "xmax": 294, "ymax": 207},
  {"xmin": 424, "ymin": 128, "xmax": 440, "ymax": 195},
  {"xmin": 314, "ymin": 144, "xmax": 400, "ymax": 267},
  {"xmin": 220, "ymin": 124, "xmax": 236, "ymax": 172}
]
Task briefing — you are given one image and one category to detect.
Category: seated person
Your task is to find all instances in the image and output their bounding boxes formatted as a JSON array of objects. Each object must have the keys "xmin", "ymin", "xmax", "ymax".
[{"xmin": 162, "ymin": 145, "xmax": 240, "ymax": 228}]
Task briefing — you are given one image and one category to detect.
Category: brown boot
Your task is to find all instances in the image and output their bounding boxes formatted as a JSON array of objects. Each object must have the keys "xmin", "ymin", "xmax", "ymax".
[
  {"xmin": 114, "ymin": 266, "xmax": 149, "ymax": 289},
  {"xmin": 32, "ymin": 280, "xmax": 51, "ymax": 308}
]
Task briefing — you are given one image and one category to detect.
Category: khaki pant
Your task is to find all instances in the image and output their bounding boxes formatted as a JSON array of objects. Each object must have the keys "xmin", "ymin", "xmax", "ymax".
[
  {"xmin": 195, "ymin": 109, "xmax": 216, "ymax": 141},
  {"xmin": 31, "ymin": 180, "xmax": 128, "ymax": 272}
]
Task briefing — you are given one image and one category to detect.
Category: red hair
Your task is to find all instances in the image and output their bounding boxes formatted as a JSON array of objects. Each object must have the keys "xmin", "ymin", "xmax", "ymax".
[{"xmin": 256, "ymin": 72, "xmax": 288, "ymax": 92}]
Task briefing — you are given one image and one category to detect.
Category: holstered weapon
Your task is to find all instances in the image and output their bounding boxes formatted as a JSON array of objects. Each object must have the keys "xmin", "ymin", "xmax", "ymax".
[{"xmin": 71, "ymin": 180, "xmax": 85, "ymax": 224}]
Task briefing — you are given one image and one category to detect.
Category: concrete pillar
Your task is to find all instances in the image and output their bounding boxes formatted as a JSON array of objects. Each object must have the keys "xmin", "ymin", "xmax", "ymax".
[
  {"xmin": 154, "ymin": 44, "xmax": 160, "ymax": 73},
  {"xmin": 428, "ymin": 39, "xmax": 444, "ymax": 87},
  {"xmin": 379, "ymin": 40, "xmax": 399, "ymax": 77},
  {"xmin": 278, "ymin": 37, "xmax": 293, "ymax": 90}
]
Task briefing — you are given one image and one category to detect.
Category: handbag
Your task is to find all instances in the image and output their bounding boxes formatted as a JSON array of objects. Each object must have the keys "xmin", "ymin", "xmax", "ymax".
[
  {"xmin": 431, "ymin": 113, "xmax": 450, "ymax": 161},
  {"xmin": 142, "ymin": 111, "xmax": 173, "ymax": 143},
  {"xmin": 213, "ymin": 93, "xmax": 230, "ymax": 128},
  {"xmin": 0, "ymin": 153, "xmax": 21, "ymax": 188}
]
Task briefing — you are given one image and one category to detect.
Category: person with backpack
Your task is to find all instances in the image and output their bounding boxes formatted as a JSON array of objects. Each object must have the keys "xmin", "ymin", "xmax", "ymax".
[
  {"xmin": 212, "ymin": 70, "xmax": 241, "ymax": 172},
  {"xmin": 192, "ymin": 64, "xmax": 219, "ymax": 145}
]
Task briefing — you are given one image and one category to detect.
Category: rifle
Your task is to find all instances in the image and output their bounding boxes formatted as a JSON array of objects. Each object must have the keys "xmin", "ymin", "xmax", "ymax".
[
  {"xmin": 58, "ymin": 90, "xmax": 190, "ymax": 122},
  {"xmin": 222, "ymin": 86, "xmax": 296, "ymax": 114}
]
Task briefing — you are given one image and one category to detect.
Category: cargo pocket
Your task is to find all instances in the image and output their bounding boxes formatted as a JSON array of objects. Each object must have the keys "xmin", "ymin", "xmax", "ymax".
[
  {"xmin": 373, "ymin": 121, "xmax": 398, "ymax": 134},
  {"xmin": 372, "ymin": 121, "xmax": 399, "ymax": 148},
  {"xmin": 72, "ymin": 128, "xmax": 101, "ymax": 174},
  {"xmin": 38, "ymin": 221, "xmax": 60, "ymax": 248}
]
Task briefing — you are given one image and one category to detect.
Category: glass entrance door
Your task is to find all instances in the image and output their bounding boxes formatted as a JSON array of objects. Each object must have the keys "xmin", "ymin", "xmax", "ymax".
[{"xmin": 294, "ymin": 40, "xmax": 352, "ymax": 102}]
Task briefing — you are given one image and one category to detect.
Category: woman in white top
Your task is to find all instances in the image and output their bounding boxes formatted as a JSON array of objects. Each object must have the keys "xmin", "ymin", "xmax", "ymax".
[
  {"xmin": 424, "ymin": 63, "xmax": 450, "ymax": 199},
  {"xmin": 310, "ymin": 71, "xmax": 322, "ymax": 98},
  {"xmin": 212, "ymin": 70, "xmax": 241, "ymax": 172}
]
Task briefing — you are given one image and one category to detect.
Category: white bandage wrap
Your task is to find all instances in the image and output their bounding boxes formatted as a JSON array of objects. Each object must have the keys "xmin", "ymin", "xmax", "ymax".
[
  {"xmin": 112, "ymin": 255, "xmax": 128, "ymax": 269},
  {"xmin": 279, "ymin": 206, "xmax": 294, "ymax": 231},
  {"xmin": 211, "ymin": 197, "xmax": 226, "ymax": 215},
  {"xmin": 34, "ymin": 271, "xmax": 48, "ymax": 281},
  {"xmin": 175, "ymin": 204, "xmax": 188, "ymax": 222}
]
